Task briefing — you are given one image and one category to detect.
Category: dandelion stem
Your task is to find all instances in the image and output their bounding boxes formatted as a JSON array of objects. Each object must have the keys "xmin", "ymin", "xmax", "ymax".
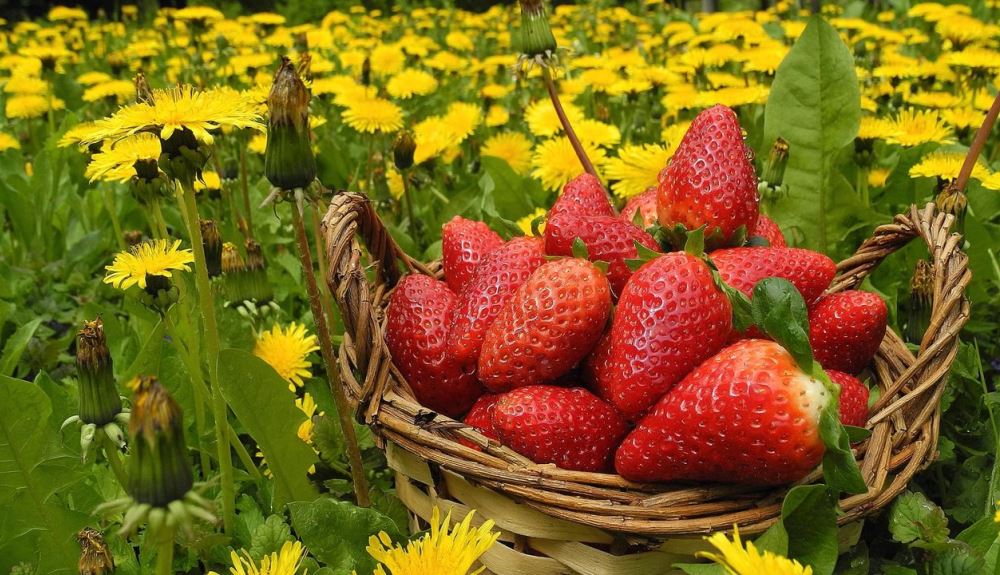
[
  {"xmin": 154, "ymin": 530, "xmax": 174, "ymax": 575},
  {"xmin": 310, "ymin": 200, "xmax": 336, "ymax": 320},
  {"xmin": 954, "ymin": 91, "xmax": 1000, "ymax": 195},
  {"xmin": 177, "ymin": 181, "xmax": 236, "ymax": 533},
  {"xmin": 149, "ymin": 199, "xmax": 169, "ymax": 239},
  {"xmin": 289, "ymin": 201, "xmax": 371, "ymax": 507},
  {"xmin": 239, "ymin": 144, "xmax": 255, "ymax": 240},
  {"xmin": 541, "ymin": 66, "xmax": 598, "ymax": 178},
  {"xmin": 162, "ymin": 310, "xmax": 212, "ymax": 477},
  {"xmin": 103, "ymin": 187, "xmax": 127, "ymax": 250},
  {"xmin": 99, "ymin": 430, "xmax": 128, "ymax": 488},
  {"xmin": 401, "ymin": 170, "xmax": 419, "ymax": 245}
]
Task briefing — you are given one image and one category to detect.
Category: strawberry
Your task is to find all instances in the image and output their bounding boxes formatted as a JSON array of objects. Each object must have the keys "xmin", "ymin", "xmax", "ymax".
[
  {"xmin": 582, "ymin": 329, "xmax": 613, "ymax": 398},
  {"xmin": 478, "ymin": 259, "xmax": 612, "ymax": 392},
  {"xmin": 621, "ymin": 187, "xmax": 658, "ymax": 229},
  {"xmin": 385, "ymin": 275, "xmax": 484, "ymax": 417},
  {"xmin": 448, "ymin": 237, "xmax": 546, "ymax": 366},
  {"xmin": 544, "ymin": 214, "xmax": 659, "ymax": 296},
  {"xmin": 603, "ymin": 252, "xmax": 732, "ymax": 419},
  {"xmin": 550, "ymin": 173, "xmax": 616, "ymax": 220},
  {"xmin": 711, "ymin": 246, "xmax": 836, "ymax": 306},
  {"xmin": 657, "ymin": 104, "xmax": 759, "ymax": 249},
  {"xmin": 459, "ymin": 393, "xmax": 502, "ymax": 449},
  {"xmin": 827, "ymin": 370, "xmax": 869, "ymax": 428},
  {"xmin": 615, "ymin": 339, "xmax": 829, "ymax": 485},
  {"xmin": 749, "ymin": 214, "xmax": 786, "ymax": 247},
  {"xmin": 441, "ymin": 216, "xmax": 504, "ymax": 294},
  {"xmin": 493, "ymin": 385, "xmax": 628, "ymax": 472},
  {"xmin": 810, "ymin": 290, "xmax": 888, "ymax": 375}
]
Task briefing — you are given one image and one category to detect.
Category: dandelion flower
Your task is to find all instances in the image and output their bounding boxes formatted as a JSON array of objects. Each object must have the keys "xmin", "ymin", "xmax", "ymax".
[
  {"xmin": 443, "ymin": 102, "xmax": 481, "ymax": 143},
  {"xmin": 574, "ymin": 119, "xmax": 621, "ymax": 148},
  {"xmin": 85, "ymin": 133, "xmax": 162, "ymax": 183},
  {"xmin": 517, "ymin": 207, "xmax": 547, "ymax": 236},
  {"xmin": 296, "ymin": 393, "xmax": 320, "ymax": 444},
  {"xmin": 605, "ymin": 144, "xmax": 673, "ymax": 198},
  {"xmin": 341, "ymin": 97, "xmax": 404, "ymax": 134},
  {"xmin": 910, "ymin": 151, "xmax": 988, "ymax": 182},
  {"xmin": 857, "ymin": 116, "xmax": 899, "ymax": 141},
  {"xmin": 531, "ymin": 137, "xmax": 607, "ymax": 192},
  {"xmin": 386, "ymin": 70, "xmax": 438, "ymax": 99},
  {"xmin": 370, "ymin": 44, "xmax": 406, "ymax": 76},
  {"xmin": 387, "ymin": 168, "xmax": 405, "ymax": 200},
  {"xmin": 887, "ymin": 109, "xmax": 953, "ymax": 147},
  {"xmin": 482, "ymin": 132, "xmax": 533, "ymax": 175},
  {"xmin": 366, "ymin": 507, "xmax": 499, "ymax": 575},
  {"xmin": 104, "ymin": 239, "xmax": 194, "ymax": 291},
  {"xmin": 83, "ymin": 80, "xmax": 137, "ymax": 103},
  {"xmin": 0, "ymin": 132, "xmax": 20, "ymax": 152},
  {"xmin": 981, "ymin": 172, "xmax": 1000, "ymax": 192},
  {"xmin": 868, "ymin": 168, "xmax": 890, "ymax": 188},
  {"xmin": 698, "ymin": 525, "xmax": 812, "ymax": 575},
  {"xmin": 208, "ymin": 540, "xmax": 306, "ymax": 575},
  {"xmin": 485, "ymin": 105, "xmax": 509, "ymax": 127},
  {"xmin": 525, "ymin": 99, "xmax": 584, "ymax": 138},
  {"xmin": 941, "ymin": 107, "xmax": 983, "ymax": 131},
  {"xmin": 6, "ymin": 94, "xmax": 64, "ymax": 119},
  {"xmin": 254, "ymin": 323, "xmax": 320, "ymax": 390}
]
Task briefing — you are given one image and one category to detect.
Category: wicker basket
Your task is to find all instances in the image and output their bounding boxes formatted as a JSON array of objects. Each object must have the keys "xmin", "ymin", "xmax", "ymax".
[{"xmin": 322, "ymin": 194, "xmax": 970, "ymax": 575}]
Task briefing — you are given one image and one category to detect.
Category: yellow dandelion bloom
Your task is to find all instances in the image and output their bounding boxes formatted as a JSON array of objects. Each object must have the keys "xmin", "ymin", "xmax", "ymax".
[
  {"xmin": 83, "ymin": 80, "xmax": 138, "ymax": 103},
  {"xmin": 6, "ymin": 94, "xmax": 65, "ymax": 119},
  {"xmin": 254, "ymin": 323, "xmax": 320, "ymax": 390},
  {"xmin": 367, "ymin": 507, "xmax": 499, "ymax": 575},
  {"xmin": 698, "ymin": 525, "xmax": 812, "ymax": 575},
  {"xmin": 857, "ymin": 116, "xmax": 899, "ymax": 141},
  {"xmin": 482, "ymin": 132, "xmax": 533, "ymax": 175},
  {"xmin": 387, "ymin": 168, "xmax": 405, "ymax": 200},
  {"xmin": 3, "ymin": 75, "xmax": 49, "ymax": 95},
  {"xmin": 887, "ymin": 109, "xmax": 953, "ymax": 147},
  {"xmin": 981, "ymin": 172, "xmax": 1000, "ymax": 192},
  {"xmin": 443, "ymin": 102, "xmax": 481, "ymax": 143},
  {"xmin": 446, "ymin": 31, "xmax": 475, "ymax": 51},
  {"xmin": 485, "ymin": 105, "xmax": 509, "ymax": 128},
  {"xmin": 48, "ymin": 6, "xmax": 88, "ymax": 20},
  {"xmin": 0, "ymin": 132, "xmax": 20, "ymax": 152},
  {"xmin": 77, "ymin": 72, "xmax": 112, "ymax": 86},
  {"xmin": 386, "ymin": 70, "xmax": 438, "ymax": 99},
  {"xmin": 531, "ymin": 138, "xmax": 607, "ymax": 192},
  {"xmin": 605, "ymin": 144, "xmax": 673, "ymax": 198},
  {"xmin": 868, "ymin": 167, "xmax": 890, "ymax": 189},
  {"xmin": 910, "ymin": 151, "xmax": 988, "ymax": 182},
  {"xmin": 574, "ymin": 119, "xmax": 621, "ymax": 149},
  {"xmin": 517, "ymin": 207, "xmax": 547, "ymax": 237},
  {"xmin": 296, "ymin": 393, "xmax": 320, "ymax": 444},
  {"xmin": 173, "ymin": 6, "xmax": 224, "ymax": 21},
  {"xmin": 77, "ymin": 85, "xmax": 263, "ymax": 147},
  {"xmin": 941, "ymin": 107, "xmax": 983, "ymax": 130},
  {"xmin": 195, "ymin": 170, "xmax": 223, "ymax": 192},
  {"xmin": 413, "ymin": 117, "xmax": 453, "ymax": 165},
  {"xmin": 342, "ymin": 97, "xmax": 404, "ymax": 134},
  {"xmin": 525, "ymin": 99, "xmax": 584, "ymax": 138},
  {"xmin": 85, "ymin": 133, "xmax": 162, "ymax": 183},
  {"xmin": 208, "ymin": 540, "xmax": 306, "ymax": 575},
  {"xmin": 370, "ymin": 44, "xmax": 406, "ymax": 76},
  {"xmin": 480, "ymin": 84, "xmax": 511, "ymax": 100},
  {"xmin": 104, "ymin": 239, "xmax": 194, "ymax": 291},
  {"xmin": 904, "ymin": 91, "xmax": 960, "ymax": 109}
]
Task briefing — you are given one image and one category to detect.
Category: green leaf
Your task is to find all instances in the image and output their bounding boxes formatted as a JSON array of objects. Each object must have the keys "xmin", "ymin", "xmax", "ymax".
[
  {"xmin": 750, "ymin": 278, "xmax": 812, "ymax": 368},
  {"xmin": 288, "ymin": 497, "xmax": 402, "ymax": 575},
  {"xmin": 763, "ymin": 15, "xmax": 860, "ymax": 252},
  {"xmin": 780, "ymin": 485, "xmax": 839, "ymax": 575},
  {"xmin": 818, "ymin": 404, "xmax": 867, "ymax": 495},
  {"xmin": 674, "ymin": 564, "xmax": 726, "ymax": 575},
  {"xmin": 957, "ymin": 516, "xmax": 1000, "ymax": 557},
  {"xmin": 217, "ymin": 348, "xmax": 319, "ymax": 507},
  {"xmin": 249, "ymin": 515, "xmax": 293, "ymax": 561},
  {"xmin": 683, "ymin": 226, "xmax": 706, "ymax": 256},
  {"xmin": 716, "ymin": 277, "xmax": 754, "ymax": 333},
  {"xmin": 0, "ymin": 318, "xmax": 42, "ymax": 377},
  {"xmin": 928, "ymin": 542, "xmax": 987, "ymax": 575},
  {"xmin": 889, "ymin": 491, "xmax": 950, "ymax": 548},
  {"xmin": 571, "ymin": 237, "xmax": 590, "ymax": 259},
  {"xmin": 843, "ymin": 425, "xmax": 872, "ymax": 443},
  {"xmin": 0, "ymin": 375, "xmax": 89, "ymax": 575},
  {"xmin": 624, "ymin": 239, "xmax": 662, "ymax": 271}
]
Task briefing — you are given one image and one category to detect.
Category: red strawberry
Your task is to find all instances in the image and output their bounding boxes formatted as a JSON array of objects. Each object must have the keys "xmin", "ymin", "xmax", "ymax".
[
  {"xmin": 478, "ymin": 259, "xmax": 611, "ymax": 392},
  {"xmin": 749, "ymin": 214, "xmax": 786, "ymax": 247},
  {"xmin": 711, "ymin": 246, "xmax": 836, "ymax": 306},
  {"xmin": 550, "ymin": 173, "xmax": 616, "ymax": 220},
  {"xmin": 827, "ymin": 370, "xmax": 869, "ymax": 428},
  {"xmin": 621, "ymin": 187, "xmax": 658, "ymax": 229},
  {"xmin": 442, "ymin": 216, "xmax": 504, "ymax": 294},
  {"xmin": 385, "ymin": 275, "xmax": 484, "ymax": 417},
  {"xmin": 493, "ymin": 386, "xmax": 628, "ymax": 472},
  {"xmin": 459, "ymin": 393, "xmax": 502, "ymax": 449},
  {"xmin": 544, "ymin": 214, "xmax": 659, "ymax": 296},
  {"xmin": 810, "ymin": 291, "xmax": 888, "ymax": 374},
  {"xmin": 657, "ymin": 104, "xmax": 759, "ymax": 249},
  {"xmin": 603, "ymin": 252, "xmax": 732, "ymax": 419},
  {"xmin": 582, "ymin": 329, "xmax": 613, "ymax": 398},
  {"xmin": 615, "ymin": 339, "xmax": 829, "ymax": 485},
  {"xmin": 448, "ymin": 237, "xmax": 546, "ymax": 366}
]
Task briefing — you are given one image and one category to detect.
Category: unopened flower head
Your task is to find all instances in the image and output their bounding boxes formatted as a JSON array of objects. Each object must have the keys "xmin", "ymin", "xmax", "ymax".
[
  {"xmin": 265, "ymin": 56, "xmax": 316, "ymax": 190},
  {"xmin": 76, "ymin": 318, "xmax": 122, "ymax": 426},
  {"xmin": 77, "ymin": 528, "xmax": 114, "ymax": 575},
  {"xmin": 127, "ymin": 375, "xmax": 194, "ymax": 507}
]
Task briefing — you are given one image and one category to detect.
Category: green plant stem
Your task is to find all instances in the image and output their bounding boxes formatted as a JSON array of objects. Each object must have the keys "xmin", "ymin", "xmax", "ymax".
[
  {"xmin": 239, "ymin": 144, "xmax": 254, "ymax": 240},
  {"xmin": 154, "ymin": 530, "xmax": 174, "ymax": 575},
  {"xmin": 162, "ymin": 311, "xmax": 212, "ymax": 477},
  {"xmin": 309, "ymin": 200, "xmax": 336, "ymax": 320},
  {"xmin": 289, "ymin": 201, "xmax": 370, "ymax": 507},
  {"xmin": 103, "ymin": 187, "xmax": 127, "ymax": 250},
  {"xmin": 99, "ymin": 431, "xmax": 128, "ymax": 488},
  {"xmin": 401, "ymin": 170, "xmax": 419, "ymax": 244},
  {"xmin": 176, "ymin": 181, "xmax": 235, "ymax": 533},
  {"xmin": 857, "ymin": 167, "xmax": 870, "ymax": 207},
  {"xmin": 541, "ymin": 66, "xmax": 598, "ymax": 179},
  {"xmin": 149, "ymin": 199, "xmax": 169, "ymax": 239}
]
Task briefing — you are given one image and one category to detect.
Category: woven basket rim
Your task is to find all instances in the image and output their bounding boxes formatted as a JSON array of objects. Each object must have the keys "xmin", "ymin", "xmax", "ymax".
[{"xmin": 322, "ymin": 197, "xmax": 970, "ymax": 536}]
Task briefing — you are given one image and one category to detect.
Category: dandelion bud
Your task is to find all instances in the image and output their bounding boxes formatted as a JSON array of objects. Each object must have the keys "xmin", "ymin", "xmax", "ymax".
[
  {"xmin": 200, "ymin": 219, "xmax": 223, "ymax": 277},
  {"xmin": 124, "ymin": 230, "xmax": 144, "ymax": 246},
  {"xmin": 78, "ymin": 528, "xmax": 114, "ymax": 575},
  {"xmin": 361, "ymin": 56, "xmax": 372, "ymax": 87},
  {"xmin": 265, "ymin": 57, "xmax": 316, "ymax": 191},
  {"xmin": 222, "ymin": 241, "xmax": 245, "ymax": 274},
  {"xmin": 906, "ymin": 259, "xmax": 934, "ymax": 344},
  {"xmin": 159, "ymin": 126, "xmax": 208, "ymax": 188},
  {"xmin": 514, "ymin": 0, "xmax": 558, "ymax": 62},
  {"xmin": 245, "ymin": 239, "xmax": 274, "ymax": 303},
  {"xmin": 128, "ymin": 376, "xmax": 194, "ymax": 507},
  {"xmin": 935, "ymin": 184, "xmax": 967, "ymax": 234},
  {"xmin": 134, "ymin": 72, "xmax": 154, "ymax": 105},
  {"xmin": 222, "ymin": 242, "xmax": 250, "ymax": 304},
  {"xmin": 393, "ymin": 131, "xmax": 416, "ymax": 171},
  {"xmin": 77, "ymin": 319, "xmax": 122, "ymax": 426}
]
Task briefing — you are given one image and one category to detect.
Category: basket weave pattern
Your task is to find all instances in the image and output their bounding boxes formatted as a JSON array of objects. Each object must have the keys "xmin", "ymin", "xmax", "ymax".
[{"xmin": 323, "ymin": 195, "xmax": 970, "ymax": 574}]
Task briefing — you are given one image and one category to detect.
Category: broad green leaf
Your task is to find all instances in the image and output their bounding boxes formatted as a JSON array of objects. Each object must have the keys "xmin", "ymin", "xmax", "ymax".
[
  {"xmin": 288, "ymin": 497, "xmax": 402, "ymax": 575},
  {"xmin": 0, "ymin": 375, "xmax": 89, "ymax": 575},
  {"xmin": 249, "ymin": 515, "xmax": 293, "ymax": 561},
  {"xmin": 928, "ymin": 542, "xmax": 987, "ymax": 575},
  {"xmin": 780, "ymin": 485, "xmax": 839, "ymax": 575},
  {"xmin": 750, "ymin": 278, "xmax": 812, "ymax": 368},
  {"xmin": 889, "ymin": 491, "xmax": 950, "ymax": 548},
  {"xmin": 957, "ymin": 516, "xmax": 1000, "ymax": 558},
  {"xmin": 480, "ymin": 156, "xmax": 547, "ymax": 220},
  {"xmin": 674, "ymin": 564, "xmax": 725, "ymax": 575},
  {"xmin": 763, "ymin": 15, "xmax": 860, "ymax": 252},
  {"xmin": 0, "ymin": 318, "xmax": 42, "ymax": 377},
  {"xmin": 217, "ymin": 348, "xmax": 319, "ymax": 507}
]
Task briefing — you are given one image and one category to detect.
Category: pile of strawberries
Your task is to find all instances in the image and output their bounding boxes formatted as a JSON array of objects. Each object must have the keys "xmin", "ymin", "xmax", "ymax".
[{"xmin": 386, "ymin": 105, "xmax": 888, "ymax": 487}]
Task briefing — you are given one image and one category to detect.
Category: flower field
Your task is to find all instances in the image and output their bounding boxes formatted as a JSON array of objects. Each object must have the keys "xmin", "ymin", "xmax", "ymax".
[{"xmin": 2, "ymin": 1, "xmax": 1000, "ymax": 574}]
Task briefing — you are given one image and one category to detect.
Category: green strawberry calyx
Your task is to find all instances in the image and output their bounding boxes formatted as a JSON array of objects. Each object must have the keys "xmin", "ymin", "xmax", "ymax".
[
  {"xmin": 569, "ymin": 237, "xmax": 610, "ymax": 275},
  {"xmin": 750, "ymin": 277, "xmax": 868, "ymax": 496}
]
